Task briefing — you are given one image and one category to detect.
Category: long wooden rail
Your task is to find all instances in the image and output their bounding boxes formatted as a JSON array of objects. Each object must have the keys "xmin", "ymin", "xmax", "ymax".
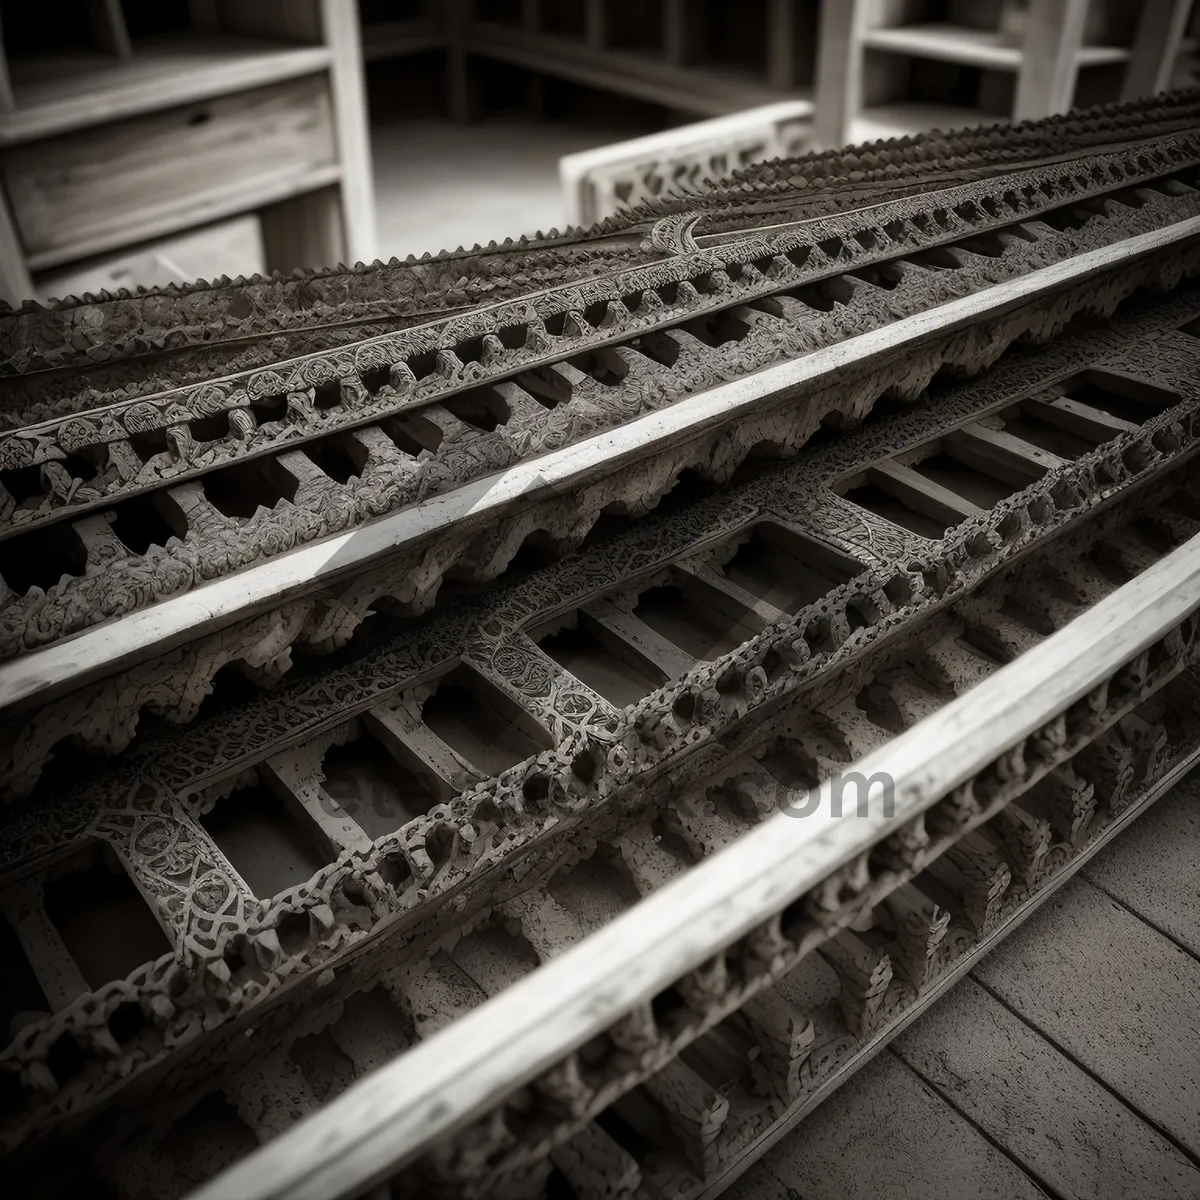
[
  {"xmin": 189, "ymin": 529, "xmax": 1200, "ymax": 1200},
  {"xmin": 4, "ymin": 212, "xmax": 1199, "ymax": 718}
]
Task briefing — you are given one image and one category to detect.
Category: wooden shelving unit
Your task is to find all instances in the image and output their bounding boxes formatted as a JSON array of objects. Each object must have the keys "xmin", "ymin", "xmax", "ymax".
[
  {"xmin": 813, "ymin": 0, "xmax": 1173, "ymax": 150},
  {"xmin": 450, "ymin": 0, "xmax": 821, "ymax": 121},
  {"xmin": 358, "ymin": 0, "xmax": 443, "ymax": 62},
  {"xmin": 0, "ymin": 0, "xmax": 376, "ymax": 305}
]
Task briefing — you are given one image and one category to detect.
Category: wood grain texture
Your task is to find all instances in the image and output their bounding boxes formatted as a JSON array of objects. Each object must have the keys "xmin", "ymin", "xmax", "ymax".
[
  {"xmin": 724, "ymin": 1051, "xmax": 1045, "ymax": 1200},
  {"xmin": 894, "ymin": 974, "xmax": 1200, "ymax": 1199},
  {"xmin": 35, "ymin": 214, "xmax": 265, "ymax": 301},
  {"xmin": 318, "ymin": 0, "xmax": 375, "ymax": 265},
  {"xmin": 0, "ymin": 40, "xmax": 333, "ymax": 147},
  {"xmin": 2, "ymin": 74, "xmax": 336, "ymax": 268},
  {"xmin": 1083, "ymin": 770, "xmax": 1200, "ymax": 957},
  {"xmin": 186, "ymin": 530, "xmax": 1200, "ymax": 1200},
  {"xmin": 7, "ymin": 213, "xmax": 1199, "ymax": 716},
  {"xmin": 972, "ymin": 876, "xmax": 1200, "ymax": 1157}
]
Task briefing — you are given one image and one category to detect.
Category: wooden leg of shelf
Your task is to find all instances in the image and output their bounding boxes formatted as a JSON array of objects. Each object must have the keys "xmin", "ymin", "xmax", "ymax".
[
  {"xmin": 1121, "ymin": 0, "xmax": 1193, "ymax": 100},
  {"xmin": 1014, "ymin": 0, "xmax": 1090, "ymax": 121},
  {"xmin": 768, "ymin": 0, "xmax": 798, "ymax": 92},
  {"xmin": 813, "ymin": 0, "xmax": 863, "ymax": 148},
  {"xmin": 0, "ymin": 188, "xmax": 33, "ymax": 307},
  {"xmin": 260, "ymin": 185, "xmax": 346, "ymax": 273},
  {"xmin": 320, "ymin": 0, "xmax": 376, "ymax": 265}
]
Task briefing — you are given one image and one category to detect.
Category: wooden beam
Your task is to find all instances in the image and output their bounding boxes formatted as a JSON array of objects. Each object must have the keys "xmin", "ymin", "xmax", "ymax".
[
  {"xmin": 1022, "ymin": 394, "xmax": 1141, "ymax": 442},
  {"xmin": 869, "ymin": 459, "xmax": 985, "ymax": 526},
  {"xmin": 4, "ymin": 213, "xmax": 1196, "ymax": 718},
  {"xmin": 1121, "ymin": 0, "xmax": 1194, "ymax": 100},
  {"xmin": 585, "ymin": 598, "xmax": 698, "ymax": 682},
  {"xmin": 942, "ymin": 423, "xmax": 1066, "ymax": 487},
  {"xmin": 1014, "ymin": 0, "xmax": 1091, "ymax": 120},
  {"xmin": 0, "ymin": 881, "xmax": 90, "ymax": 1011}
]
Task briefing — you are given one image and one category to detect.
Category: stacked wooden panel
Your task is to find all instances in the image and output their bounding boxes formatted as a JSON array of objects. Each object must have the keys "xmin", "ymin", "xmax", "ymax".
[{"xmin": 0, "ymin": 90, "xmax": 1197, "ymax": 1200}]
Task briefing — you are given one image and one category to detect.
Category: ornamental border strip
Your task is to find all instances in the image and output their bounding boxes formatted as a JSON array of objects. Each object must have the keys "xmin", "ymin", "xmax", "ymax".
[
  {"xmin": 1, "ymin": 206, "xmax": 1197, "ymax": 673},
  {"xmin": 1, "ymin": 369, "xmax": 1196, "ymax": 1156}
]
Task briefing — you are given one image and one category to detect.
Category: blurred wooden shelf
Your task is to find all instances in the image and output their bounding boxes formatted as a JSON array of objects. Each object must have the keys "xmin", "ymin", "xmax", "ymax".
[
  {"xmin": 466, "ymin": 23, "xmax": 805, "ymax": 117},
  {"xmin": 361, "ymin": 17, "xmax": 444, "ymax": 62},
  {"xmin": 0, "ymin": 38, "xmax": 334, "ymax": 147},
  {"xmin": 814, "ymin": 0, "xmax": 1182, "ymax": 151},
  {"xmin": 860, "ymin": 22, "xmax": 1130, "ymax": 72},
  {"xmin": 0, "ymin": 0, "xmax": 375, "ymax": 307}
]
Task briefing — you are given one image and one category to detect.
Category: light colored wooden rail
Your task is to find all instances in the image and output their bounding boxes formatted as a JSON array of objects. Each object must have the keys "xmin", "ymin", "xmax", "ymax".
[
  {"xmin": 4, "ymin": 211, "xmax": 1197, "ymax": 718},
  {"xmin": 188, "ymin": 528, "xmax": 1200, "ymax": 1200}
]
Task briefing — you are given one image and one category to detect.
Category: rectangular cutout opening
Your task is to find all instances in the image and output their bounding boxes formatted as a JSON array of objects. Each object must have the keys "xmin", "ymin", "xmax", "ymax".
[
  {"xmin": 634, "ymin": 578, "xmax": 766, "ymax": 661},
  {"xmin": 535, "ymin": 611, "xmax": 667, "ymax": 708},
  {"xmin": 718, "ymin": 522, "xmax": 864, "ymax": 612},
  {"xmin": 320, "ymin": 730, "xmax": 438, "ymax": 840},
  {"xmin": 420, "ymin": 663, "xmax": 553, "ymax": 777},
  {"xmin": 201, "ymin": 458, "xmax": 298, "ymax": 521},
  {"xmin": 200, "ymin": 782, "xmax": 334, "ymax": 900},
  {"xmin": 43, "ymin": 843, "xmax": 171, "ymax": 990},
  {"xmin": 0, "ymin": 522, "xmax": 87, "ymax": 596}
]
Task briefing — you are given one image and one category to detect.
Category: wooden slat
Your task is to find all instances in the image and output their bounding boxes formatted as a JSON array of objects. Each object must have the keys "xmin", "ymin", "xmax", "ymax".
[
  {"xmin": 0, "ymin": 41, "xmax": 334, "ymax": 148},
  {"xmin": 894, "ymin": 974, "xmax": 1200, "ymax": 1199},
  {"xmin": 186, "ymin": 530, "xmax": 1200, "ymax": 1200},
  {"xmin": 1022, "ymin": 394, "xmax": 1142, "ymax": 442},
  {"xmin": 585, "ymin": 599, "xmax": 698, "ymax": 681},
  {"xmin": 1121, "ymin": 0, "xmax": 1195, "ymax": 100},
  {"xmin": 943, "ymin": 423, "xmax": 1065, "ymax": 487},
  {"xmin": 6, "ymin": 215, "xmax": 1198, "ymax": 726},
  {"xmin": 1083, "ymin": 771, "xmax": 1200, "ymax": 956},
  {"xmin": 0, "ymin": 882, "xmax": 89, "ymax": 1011},
  {"xmin": 869, "ymin": 459, "xmax": 985, "ymax": 525},
  {"xmin": 972, "ymin": 876, "xmax": 1200, "ymax": 1156},
  {"xmin": 3, "ymin": 75, "xmax": 338, "ymax": 269},
  {"xmin": 671, "ymin": 564, "xmax": 785, "ymax": 635},
  {"xmin": 724, "ymin": 1052, "xmax": 1045, "ymax": 1200},
  {"xmin": 362, "ymin": 706, "xmax": 474, "ymax": 800}
]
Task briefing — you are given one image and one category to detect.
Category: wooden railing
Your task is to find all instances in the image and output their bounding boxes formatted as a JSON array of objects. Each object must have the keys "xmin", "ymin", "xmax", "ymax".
[{"xmin": 190, "ymin": 531, "xmax": 1200, "ymax": 1200}]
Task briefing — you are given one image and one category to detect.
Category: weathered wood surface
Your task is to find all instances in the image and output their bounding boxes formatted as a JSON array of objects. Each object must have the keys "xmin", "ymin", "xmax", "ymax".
[
  {"xmin": 187, "ymin": 533, "xmax": 1200, "ymax": 1200},
  {"xmin": 973, "ymin": 876, "xmax": 1200, "ymax": 1158},
  {"xmin": 894, "ymin": 976, "xmax": 1200, "ymax": 1200},
  {"xmin": 1083, "ymin": 771, "xmax": 1200, "ymax": 957},
  {"xmin": 724, "ymin": 1051, "xmax": 1046, "ymax": 1200}
]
